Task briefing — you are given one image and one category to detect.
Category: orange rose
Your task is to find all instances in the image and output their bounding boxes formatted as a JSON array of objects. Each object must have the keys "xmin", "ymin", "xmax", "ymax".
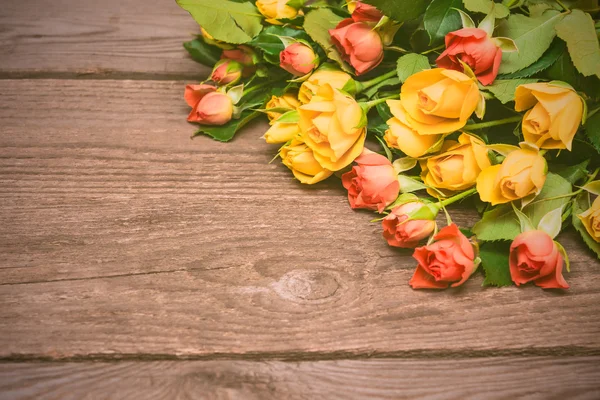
[
  {"xmin": 341, "ymin": 149, "xmax": 400, "ymax": 212},
  {"xmin": 382, "ymin": 202, "xmax": 436, "ymax": 248},
  {"xmin": 329, "ymin": 19, "xmax": 384, "ymax": 75},
  {"xmin": 409, "ymin": 224, "xmax": 476, "ymax": 289},
  {"xmin": 184, "ymin": 85, "xmax": 232, "ymax": 125},
  {"xmin": 509, "ymin": 230, "xmax": 569, "ymax": 289},
  {"xmin": 210, "ymin": 60, "xmax": 243, "ymax": 85},
  {"xmin": 280, "ymin": 43, "xmax": 317, "ymax": 76}
]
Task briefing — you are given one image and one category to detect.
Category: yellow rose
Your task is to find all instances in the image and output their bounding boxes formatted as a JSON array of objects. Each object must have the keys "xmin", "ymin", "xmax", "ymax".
[
  {"xmin": 421, "ymin": 133, "xmax": 491, "ymax": 197},
  {"xmin": 298, "ymin": 84, "xmax": 366, "ymax": 171},
  {"xmin": 578, "ymin": 196, "xmax": 600, "ymax": 243},
  {"xmin": 265, "ymin": 93, "xmax": 301, "ymax": 124},
  {"xmin": 299, "ymin": 68, "xmax": 353, "ymax": 104},
  {"xmin": 280, "ymin": 138, "xmax": 333, "ymax": 184},
  {"xmin": 256, "ymin": 0, "xmax": 299, "ymax": 25},
  {"xmin": 515, "ymin": 82, "xmax": 584, "ymax": 150},
  {"xmin": 400, "ymin": 68, "xmax": 480, "ymax": 135},
  {"xmin": 476, "ymin": 148, "xmax": 547, "ymax": 205},
  {"xmin": 263, "ymin": 121, "xmax": 300, "ymax": 144},
  {"xmin": 385, "ymin": 100, "xmax": 443, "ymax": 158}
]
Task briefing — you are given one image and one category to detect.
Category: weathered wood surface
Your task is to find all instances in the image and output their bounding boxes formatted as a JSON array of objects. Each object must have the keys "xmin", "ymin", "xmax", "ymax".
[
  {"xmin": 1, "ymin": 357, "xmax": 600, "ymax": 400},
  {"xmin": 0, "ymin": 0, "xmax": 207, "ymax": 78},
  {"xmin": 1, "ymin": 79, "xmax": 599, "ymax": 360}
]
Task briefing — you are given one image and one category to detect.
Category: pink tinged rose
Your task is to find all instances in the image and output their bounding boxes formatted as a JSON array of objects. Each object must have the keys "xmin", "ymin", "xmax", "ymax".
[
  {"xmin": 341, "ymin": 149, "xmax": 400, "ymax": 212},
  {"xmin": 509, "ymin": 230, "xmax": 569, "ymax": 289},
  {"xmin": 280, "ymin": 43, "xmax": 317, "ymax": 76},
  {"xmin": 436, "ymin": 28, "xmax": 502, "ymax": 86},
  {"xmin": 382, "ymin": 202, "xmax": 436, "ymax": 248},
  {"xmin": 185, "ymin": 85, "xmax": 233, "ymax": 126},
  {"xmin": 211, "ymin": 60, "xmax": 243, "ymax": 85},
  {"xmin": 351, "ymin": 2, "xmax": 384, "ymax": 22},
  {"xmin": 221, "ymin": 46, "xmax": 255, "ymax": 66},
  {"xmin": 329, "ymin": 19, "xmax": 384, "ymax": 75},
  {"xmin": 409, "ymin": 224, "xmax": 476, "ymax": 289}
]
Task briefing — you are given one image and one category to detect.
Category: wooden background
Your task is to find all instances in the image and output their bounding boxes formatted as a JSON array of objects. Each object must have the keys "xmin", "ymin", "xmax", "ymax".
[{"xmin": 0, "ymin": 1, "xmax": 599, "ymax": 398}]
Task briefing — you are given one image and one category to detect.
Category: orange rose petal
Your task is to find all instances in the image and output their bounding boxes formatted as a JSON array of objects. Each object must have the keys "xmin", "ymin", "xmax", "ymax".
[{"xmin": 409, "ymin": 265, "xmax": 449, "ymax": 289}]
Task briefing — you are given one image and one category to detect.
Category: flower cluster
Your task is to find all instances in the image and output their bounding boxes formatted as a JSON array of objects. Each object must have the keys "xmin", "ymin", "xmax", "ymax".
[{"xmin": 179, "ymin": 0, "xmax": 600, "ymax": 291}]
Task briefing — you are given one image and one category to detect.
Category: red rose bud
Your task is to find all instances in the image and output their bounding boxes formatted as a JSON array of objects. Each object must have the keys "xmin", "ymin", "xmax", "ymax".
[
  {"xmin": 341, "ymin": 149, "xmax": 400, "ymax": 212},
  {"xmin": 509, "ymin": 230, "xmax": 569, "ymax": 289},
  {"xmin": 211, "ymin": 60, "xmax": 243, "ymax": 85},
  {"xmin": 185, "ymin": 85, "xmax": 233, "ymax": 126},
  {"xmin": 351, "ymin": 1, "xmax": 383, "ymax": 22},
  {"xmin": 280, "ymin": 43, "xmax": 317, "ymax": 76},
  {"xmin": 382, "ymin": 202, "xmax": 436, "ymax": 248},
  {"xmin": 409, "ymin": 224, "xmax": 476, "ymax": 289},
  {"xmin": 221, "ymin": 45, "xmax": 256, "ymax": 69},
  {"xmin": 436, "ymin": 28, "xmax": 502, "ymax": 86},
  {"xmin": 329, "ymin": 19, "xmax": 384, "ymax": 75}
]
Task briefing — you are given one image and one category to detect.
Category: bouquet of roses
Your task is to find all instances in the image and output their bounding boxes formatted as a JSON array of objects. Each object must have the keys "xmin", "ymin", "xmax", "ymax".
[{"xmin": 177, "ymin": 0, "xmax": 600, "ymax": 290}]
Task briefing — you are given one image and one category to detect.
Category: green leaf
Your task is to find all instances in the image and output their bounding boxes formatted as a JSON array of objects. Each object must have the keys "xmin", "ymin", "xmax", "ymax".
[
  {"xmin": 396, "ymin": 54, "xmax": 431, "ymax": 83},
  {"xmin": 183, "ymin": 38, "xmax": 222, "ymax": 67},
  {"xmin": 555, "ymin": 9, "xmax": 600, "ymax": 79},
  {"xmin": 424, "ymin": 0, "xmax": 463, "ymax": 45},
  {"xmin": 496, "ymin": 12, "xmax": 564, "ymax": 74},
  {"xmin": 250, "ymin": 26, "xmax": 311, "ymax": 64},
  {"xmin": 497, "ymin": 40, "xmax": 566, "ymax": 79},
  {"xmin": 473, "ymin": 173, "xmax": 573, "ymax": 241},
  {"xmin": 572, "ymin": 192, "xmax": 600, "ymax": 259},
  {"xmin": 549, "ymin": 160, "xmax": 589, "ymax": 185},
  {"xmin": 194, "ymin": 109, "xmax": 261, "ymax": 142},
  {"xmin": 362, "ymin": 0, "xmax": 432, "ymax": 22},
  {"xmin": 362, "ymin": 77, "xmax": 401, "ymax": 99},
  {"xmin": 584, "ymin": 110, "xmax": 600, "ymax": 152},
  {"xmin": 480, "ymin": 241, "xmax": 514, "ymax": 287},
  {"xmin": 303, "ymin": 8, "xmax": 352, "ymax": 73},
  {"xmin": 177, "ymin": 0, "xmax": 263, "ymax": 44},
  {"xmin": 545, "ymin": 49, "xmax": 600, "ymax": 101},
  {"xmin": 463, "ymin": 0, "xmax": 510, "ymax": 18},
  {"xmin": 484, "ymin": 79, "xmax": 538, "ymax": 104}
]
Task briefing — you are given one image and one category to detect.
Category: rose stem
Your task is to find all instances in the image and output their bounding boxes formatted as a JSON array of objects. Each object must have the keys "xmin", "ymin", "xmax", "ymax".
[
  {"xmin": 362, "ymin": 95, "xmax": 401, "ymax": 109},
  {"xmin": 421, "ymin": 44, "xmax": 445, "ymax": 55},
  {"xmin": 437, "ymin": 188, "xmax": 478, "ymax": 208},
  {"xmin": 526, "ymin": 167, "xmax": 600, "ymax": 206},
  {"xmin": 359, "ymin": 71, "xmax": 398, "ymax": 91},
  {"xmin": 463, "ymin": 116, "xmax": 522, "ymax": 131}
]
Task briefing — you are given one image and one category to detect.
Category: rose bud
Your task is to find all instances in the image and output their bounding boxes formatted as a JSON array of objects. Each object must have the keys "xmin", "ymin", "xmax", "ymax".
[
  {"xmin": 298, "ymin": 68, "xmax": 352, "ymax": 104},
  {"xmin": 329, "ymin": 19, "xmax": 384, "ymax": 75},
  {"xmin": 352, "ymin": 2, "xmax": 384, "ymax": 22},
  {"xmin": 409, "ymin": 224, "xmax": 476, "ymax": 289},
  {"xmin": 222, "ymin": 46, "xmax": 256, "ymax": 67},
  {"xmin": 578, "ymin": 196, "xmax": 600, "ymax": 243},
  {"xmin": 515, "ymin": 82, "xmax": 584, "ymax": 150},
  {"xmin": 382, "ymin": 202, "xmax": 436, "ymax": 248},
  {"xmin": 187, "ymin": 90, "xmax": 233, "ymax": 126},
  {"xmin": 210, "ymin": 60, "xmax": 243, "ymax": 85},
  {"xmin": 420, "ymin": 133, "xmax": 491, "ymax": 197},
  {"xmin": 184, "ymin": 84, "xmax": 216, "ymax": 122},
  {"xmin": 341, "ymin": 149, "xmax": 400, "ymax": 212},
  {"xmin": 280, "ymin": 43, "xmax": 318, "ymax": 76},
  {"xmin": 476, "ymin": 148, "xmax": 547, "ymax": 205},
  {"xmin": 298, "ymin": 84, "xmax": 366, "ymax": 171},
  {"xmin": 280, "ymin": 138, "xmax": 333, "ymax": 185},
  {"xmin": 436, "ymin": 28, "xmax": 503, "ymax": 86},
  {"xmin": 509, "ymin": 230, "xmax": 569, "ymax": 289},
  {"xmin": 256, "ymin": 0, "xmax": 299, "ymax": 25},
  {"xmin": 266, "ymin": 93, "xmax": 301, "ymax": 124},
  {"xmin": 263, "ymin": 121, "xmax": 300, "ymax": 144}
]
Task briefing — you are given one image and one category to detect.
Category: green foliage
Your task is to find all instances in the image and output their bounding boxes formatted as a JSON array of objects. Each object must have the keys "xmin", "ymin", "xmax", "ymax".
[
  {"xmin": 480, "ymin": 241, "xmax": 514, "ymax": 287},
  {"xmin": 303, "ymin": 8, "xmax": 351, "ymax": 72},
  {"xmin": 473, "ymin": 173, "xmax": 573, "ymax": 241},
  {"xmin": 183, "ymin": 38, "xmax": 222, "ymax": 67},
  {"xmin": 396, "ymin": 54, "xmax": 431, "ymax": 83},
  {"xmin": 497, "ymin": 40, "xmax": 565, "ymax": 79},
  {"xmin": 549, "ymin": 160, "xmax": 590, "ymax": 185},
  {"xmin": 545, "ymin": 50, "xmax": 600, "ymax": 101},
  {"xmin": 572, "ymin": 192, "xmax": 600, "ymax": 259},
  {"xmin": 555, "ymin": 10, "xmax": 600, "ymax": 79},
  {"xmin": 424, "ymin": 0, "xmax": 463, "ymax": 45},
  {"xmin": 194, "ymin": 109, "xmax": 260, "ymax": 142},
  {"xmin": 484, "ymin": 79, "xmax": 538, "ymax": 104},
  {"xmin": 176, "ymin": 0, "xmax": 263, "ymax": 44},
  {"xmin": 362, "ymin": 0, "xmax": 432, "ymax": 22},
  {"xmin": 496, "ymin": 12, "xmax": 564, "ymax": 74},
  {"xmin": 463, "ymin": 0, "xmax": 509, "ymax": 18},
  {"xmin": 584, "ymin": 111, "xmax": 600, "ymax": 153},
  {"xmin": 250, "ymin": 26, "xmax": 311, "ymax": 64}
]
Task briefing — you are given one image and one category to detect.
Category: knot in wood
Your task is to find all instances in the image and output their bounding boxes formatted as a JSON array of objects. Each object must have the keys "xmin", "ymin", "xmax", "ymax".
[{"xmin": 272, "ymin": 269, "xmax": 341, "ymax": 303}]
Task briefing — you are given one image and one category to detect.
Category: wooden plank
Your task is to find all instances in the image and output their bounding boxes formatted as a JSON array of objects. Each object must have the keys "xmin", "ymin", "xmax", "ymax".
[
  {"xmin": 1, "ymin": 79, "xmax": 600, "ymax": 358},
  {"xmin": 1, "ymin": 358, "xmax": 599, "ymax": 400},
  {"xmin": 0, "ymin": 0, "xmax": 208, "ymax": 78}
]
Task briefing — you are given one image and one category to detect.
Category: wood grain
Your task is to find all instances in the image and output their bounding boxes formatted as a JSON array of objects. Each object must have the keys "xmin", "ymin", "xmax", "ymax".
[
  {"xmin": 1, "ymin": 79, "xmax": 600, "ymax": 359},
  {"xmin": 0, "ymin": 0, "xmax": 208, "ymax": 78},
  {"xmin": 1, "ymin": 358, "xmax": 599, "ymax": 400}
]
